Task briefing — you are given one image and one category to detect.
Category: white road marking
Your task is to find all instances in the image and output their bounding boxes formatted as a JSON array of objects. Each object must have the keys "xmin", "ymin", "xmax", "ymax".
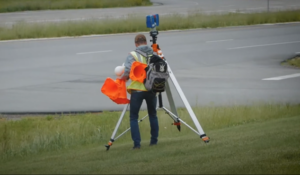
[
  {"xmin": 206, "ymin": 39, "xmax": 233, "ymax": 43},
  {"xmin": 76, "ymin": 50, "xmax": 112, "ymax": 55},
  {"xmin": 262, "ymin": 73, "xmax": 300, "ymax": 80},
  {"xmin": 296, "ymin": 52, "xmax": 300, "ymax": 54},
  {"xmin": 228, "ymin": 41, "xmax": 300, "ymax": 50}
]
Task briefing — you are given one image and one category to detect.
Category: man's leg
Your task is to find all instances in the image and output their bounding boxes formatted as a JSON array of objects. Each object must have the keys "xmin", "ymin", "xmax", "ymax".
[
  {"xmin": 130, "ymin": 92, "xmax": 144, "ymax": 148},
  {"xmin": 145, "ymin": 91, "xmax": 159, "ymax": 145}
]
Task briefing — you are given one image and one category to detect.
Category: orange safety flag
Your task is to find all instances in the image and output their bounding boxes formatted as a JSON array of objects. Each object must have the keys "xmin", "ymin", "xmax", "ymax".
[
  {"xmin": 101, "ymin": 78, "xmax": 130, "ymax": 104},
  {"xmin": 129, "ymin": 61, "xmax": 147, "ymax": 83}
]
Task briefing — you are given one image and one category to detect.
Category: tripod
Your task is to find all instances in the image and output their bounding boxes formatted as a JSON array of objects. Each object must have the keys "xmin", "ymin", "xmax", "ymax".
[{"xmin": 105, "ymin": 29, "xmax": 209, "ymax": 151}]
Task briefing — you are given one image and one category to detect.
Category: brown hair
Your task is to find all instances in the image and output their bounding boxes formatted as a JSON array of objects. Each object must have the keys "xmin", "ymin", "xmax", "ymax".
[{"xmin": 135, "ymin": 34, "xmax": 147, "ymax": 45}]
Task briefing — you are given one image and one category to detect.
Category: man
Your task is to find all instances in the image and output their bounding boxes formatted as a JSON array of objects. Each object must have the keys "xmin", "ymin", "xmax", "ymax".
[{"xmin": 120, "ymin": 34, "xmax": 159, "ymax": 149}]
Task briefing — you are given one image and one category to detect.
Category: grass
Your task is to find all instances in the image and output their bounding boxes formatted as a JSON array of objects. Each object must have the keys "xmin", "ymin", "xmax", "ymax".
[
  {"xmin": 0, "ymin": 103, "xmax": 300, "ymax": 174},
  {"xmin": 0, "ymin": 0, "xmax": 152, "ymax": 13},
  {"xmin": 283, "ymin": 56, "xmax": 300, "ymax": 68},
  {"xmin": 1, "ymin": 10, "xmax": 300, "ymax": 40}
]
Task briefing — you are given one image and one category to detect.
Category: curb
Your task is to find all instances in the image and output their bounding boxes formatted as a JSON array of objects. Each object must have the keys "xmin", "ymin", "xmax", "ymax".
[{"xmin": 0, "ymin": 111, "xmax": 103, "ymax": 116}]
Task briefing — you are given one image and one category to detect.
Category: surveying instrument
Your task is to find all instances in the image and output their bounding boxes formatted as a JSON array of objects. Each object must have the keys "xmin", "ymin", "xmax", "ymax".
[{"xmin": 105, "ymin": 14, "xmax": 209, "ymax": 151}]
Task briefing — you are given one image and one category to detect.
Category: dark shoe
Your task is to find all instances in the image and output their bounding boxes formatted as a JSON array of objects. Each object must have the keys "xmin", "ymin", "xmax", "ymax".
[{"xmin": 132, "ymin": 147, "xmax": 140, "ymax": 150}]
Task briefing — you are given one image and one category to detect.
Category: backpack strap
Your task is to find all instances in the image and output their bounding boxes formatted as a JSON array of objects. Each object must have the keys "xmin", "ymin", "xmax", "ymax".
[
  {"xmin": 135, "ymin": 49, "xmax": 148, "ymax": 58},
  {"xmin": 135, "ymin": 49, "xmax": 152, "ymax": 64}
]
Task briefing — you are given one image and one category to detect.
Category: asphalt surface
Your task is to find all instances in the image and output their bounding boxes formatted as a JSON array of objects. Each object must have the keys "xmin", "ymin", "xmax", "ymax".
[
  {"xmin": 1, "ymin": 23, "xmax": 300, "ymax": 113},
  {"xmin": 1, "ymin": 0, "xmax": 300, "ymax": 26}
]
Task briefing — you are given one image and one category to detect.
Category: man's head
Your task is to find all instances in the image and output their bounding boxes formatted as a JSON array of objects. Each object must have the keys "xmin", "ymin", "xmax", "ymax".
[{"xmin": 135, "ymin": 34, "xmax": 147, "ymax": 47}]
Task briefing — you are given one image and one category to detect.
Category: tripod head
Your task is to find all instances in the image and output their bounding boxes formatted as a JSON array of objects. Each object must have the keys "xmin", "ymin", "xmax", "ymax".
[
  {"xmin": 150, "ymin": 28, "xmax": 158, "ymax": 44},
  {"xmin": 146, "ymin": 14, "xmax": 159, "ymax": 40},
  {"xmin": 146, "ymin": 14, "xmax": 164, "ymax": 58}
]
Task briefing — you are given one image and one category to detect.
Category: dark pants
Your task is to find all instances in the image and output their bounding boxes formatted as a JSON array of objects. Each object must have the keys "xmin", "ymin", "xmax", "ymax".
[{"xmin": 130, "ymin": 91, "xmax": 159, "ymax": 148}]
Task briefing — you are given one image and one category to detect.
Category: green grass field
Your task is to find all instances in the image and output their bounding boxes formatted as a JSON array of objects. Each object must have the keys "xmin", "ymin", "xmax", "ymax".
[
  {"xmin": 287, "ymin": 57, "xmax": 300, "ymax": 68},
  {"xmin": 0, "ymin": 104, "xmax": 299, "ymax": 174},
  {"xmin": 282, "ymin": 56, "xmax": 300, "ymax": 68},
  {"xmin": 1, "ymin": 10, "xmax": 300, "ymax": 40},
  {"xmin": 0, "ymin": 0, "xmax": 152, "ymax": 13}
]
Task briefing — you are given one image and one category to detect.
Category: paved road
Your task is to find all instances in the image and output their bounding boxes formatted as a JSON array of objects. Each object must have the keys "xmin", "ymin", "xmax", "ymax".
[
  {"xmin": 1, "ymin": 23, "xmax": 300, "ymax": 113},
  {"xmin": 1, "ymin": 0, "xmax": 300, "ymax": 26}
]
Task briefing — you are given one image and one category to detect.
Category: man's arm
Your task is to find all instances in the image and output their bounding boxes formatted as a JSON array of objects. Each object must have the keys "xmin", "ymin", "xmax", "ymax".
[{"xmin": 119, "ymin": 53, "xmax": 135, "ymax": 81}]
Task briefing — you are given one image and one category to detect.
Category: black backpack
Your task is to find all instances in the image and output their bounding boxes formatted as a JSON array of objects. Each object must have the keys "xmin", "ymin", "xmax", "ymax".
[{"xmin": 135, "ymin": 50, "xmax": 169, "ymax": 92}]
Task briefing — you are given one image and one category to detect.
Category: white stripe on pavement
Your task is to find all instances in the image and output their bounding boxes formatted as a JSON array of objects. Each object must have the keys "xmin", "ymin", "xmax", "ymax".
[
  {"xmin": 228, "ymin": 41, "xmax": 300, "ymax": 50},
  {"xmin": 76, "ymin": 50, "xmax": 112, "ymax": 55},
  {"xmin": 206, "ymin": 39, "xmax": 233, "ymax": 43},
  {"xmin": 262, "ymin": 73, "xmax": 300, "ymax": 80}
]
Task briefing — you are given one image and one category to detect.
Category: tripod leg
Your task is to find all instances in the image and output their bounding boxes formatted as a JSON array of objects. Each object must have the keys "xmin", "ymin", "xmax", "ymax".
[
  {"xmin": 166, "ymin": 64, "xmax": 209, "ymax": 143},
  {"xmin": 158, "ymin": 92, "xmax": 180, "ymax": 131},
  {"xmin": 105, "ymin": 107, "xmax": 160, "ymax": 150},
  {"xmin": 165, "ymin": 80, "xmax": 179, "ymax": 117},
  {"xmin": 105, "ymin": 104, "xmax": 128, "ymax": 151},
  {"xmin": 162, "ymin": 107, "xmax": 200, "ymax": 134},
  {"xmin": 113, "ymin": 112, "xmax": 152, "ymax": 141},
  {"xmin": 165, "ymin": 81, "xmax": 181, "ymax": 131}
]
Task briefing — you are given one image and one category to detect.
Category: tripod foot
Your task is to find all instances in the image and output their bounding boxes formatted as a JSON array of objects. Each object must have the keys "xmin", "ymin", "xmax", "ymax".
[
  {"xmin": 200, "ymin": 134, "xmax": 210, "ymax": 143},
  {"xmin": 172, "ymin": 122, "xmax": 181, "ymax": 132},
  {"xmin": 105, "ymin": 145, "xmax": 111, "ymax": 151},
  {"xmin": 105, "ymin": 140, "xmax": 113, "ymax": 151}
]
